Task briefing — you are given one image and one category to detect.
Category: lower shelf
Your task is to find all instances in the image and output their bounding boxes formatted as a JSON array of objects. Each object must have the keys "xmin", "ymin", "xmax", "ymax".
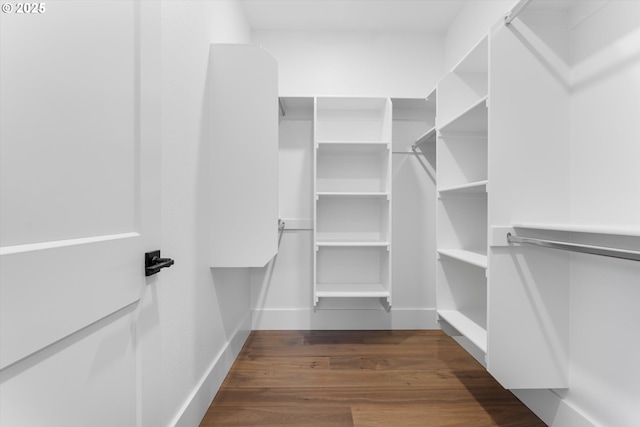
[
  {"xmin": 315, "ymin": 283, "xmax": 390, "ymax": 299},
  {"xmin": 437, "ymin": 309, "xmax": 487, "ymax": 353}
]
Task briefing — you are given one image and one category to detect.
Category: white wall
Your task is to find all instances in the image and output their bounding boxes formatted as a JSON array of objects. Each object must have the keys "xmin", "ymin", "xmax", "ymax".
[
  {"xmin": 563, "ymin": 2, "xmax": 640, "ymax": 426},
  {"xmin": 444, "ymin": 0, "xmax": 517, "ymax": 69},
  {"xmin": 253, "ymin": 30, "xmax": 445, "ymax": 97},
  {"xmin": 159, "ymin": 1, "xmax": 253, "ymax": 426}
]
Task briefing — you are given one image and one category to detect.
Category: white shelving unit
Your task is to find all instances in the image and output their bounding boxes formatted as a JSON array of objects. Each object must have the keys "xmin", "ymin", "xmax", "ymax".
[
  {"xmin": 435, "ymin": 35, "xmax": 489, "ymax": 359},
  {"xmin": 313, "ymin": 97, "xmax": 393, "ymax": 307}
]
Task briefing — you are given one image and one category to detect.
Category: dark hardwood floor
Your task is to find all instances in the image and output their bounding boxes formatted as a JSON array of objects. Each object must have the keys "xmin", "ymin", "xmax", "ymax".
[{"xmin": 200, "ymin": 330, "xmax": 546, "ymax": 427}]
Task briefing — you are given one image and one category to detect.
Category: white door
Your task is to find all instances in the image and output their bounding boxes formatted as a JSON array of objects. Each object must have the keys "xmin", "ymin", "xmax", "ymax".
[{"xmin": 0, "ymin": 2, "xmax": 161, "ymax": 426}]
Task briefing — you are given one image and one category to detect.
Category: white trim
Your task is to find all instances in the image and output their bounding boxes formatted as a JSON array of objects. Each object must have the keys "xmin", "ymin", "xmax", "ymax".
[
  {"xmin": 512, "ymin": 389, "xmax": 598, "ymax": 427},
  {"xmin": 251, "ymin": 307, "xmax": 438, "ymax": 330},
  {"xmin": 171, "ymin": 313, "xmax": 251, "ymax": 427},
  {"xmin": 0, "ymin": 232, "xmax": 140, "ymax": 255}
]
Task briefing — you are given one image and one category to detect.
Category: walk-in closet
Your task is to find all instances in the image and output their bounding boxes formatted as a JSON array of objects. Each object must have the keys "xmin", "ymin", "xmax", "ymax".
[{"xmin": 1, "ymin": 1, "xmax": 638, "ymax": 426}]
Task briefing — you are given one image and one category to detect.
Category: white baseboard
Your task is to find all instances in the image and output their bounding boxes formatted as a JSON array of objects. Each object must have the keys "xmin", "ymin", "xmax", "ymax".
[
  {"xmin": 171, "ymin": 313, "xmax": 251, "ymax": 427},
  {"xmin": 512, "ymin": 389, "xmax": 597, "ymax": 427},
  {"xmin": 251, "ymin": 307, "xmax": 438, "ymax": 330}
]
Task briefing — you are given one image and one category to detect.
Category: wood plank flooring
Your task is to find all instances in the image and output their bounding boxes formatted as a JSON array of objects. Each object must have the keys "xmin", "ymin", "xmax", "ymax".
[{"xmin": 200, "ymin": 330, "xmax": 546, "ymax": 427}]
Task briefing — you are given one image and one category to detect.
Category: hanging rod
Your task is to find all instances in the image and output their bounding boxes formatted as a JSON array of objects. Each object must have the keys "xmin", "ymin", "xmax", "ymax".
[
  {"xmin": 411, "ymin": 127, "xmax": 436, "ymax": 151},
  {"xmin": 505, "ymin": 0, "xmax": 533, "ymax": 26},
  {"xmin": 278, "ymin": 98, "xmax": 286, "ymax": 117},
  {"xmin": 506, "ymin": 232, "xmax": 640, "ymax": 262}
]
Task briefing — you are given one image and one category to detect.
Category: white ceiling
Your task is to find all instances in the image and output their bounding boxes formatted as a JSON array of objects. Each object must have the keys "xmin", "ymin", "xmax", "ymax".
[{"xmin": 239, "ymin": 0, "xmax": 468, "ymax": 32}]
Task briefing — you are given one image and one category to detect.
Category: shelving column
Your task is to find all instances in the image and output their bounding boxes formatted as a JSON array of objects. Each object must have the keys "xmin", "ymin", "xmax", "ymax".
[
  {"xmin": 313, "ymin": 97, "xmax": 393, "ymax": 308},
  {"xmin": 435, "ymin": 35, "xmax": 489, "ymax": 358}
]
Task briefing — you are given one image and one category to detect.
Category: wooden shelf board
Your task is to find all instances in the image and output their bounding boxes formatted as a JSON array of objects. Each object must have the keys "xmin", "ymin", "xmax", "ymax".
[
  {"xmin": 437, "ymin": 309, "xmax": 487, "ymax": 353},
  {"xmin": 439, "ymin": 180, "xmax": 488, "ymax": 195},
  {"xmin": 438, "ymin": 249, "xmax": 488, "ymax": 269},
  {"xmin": 316, "ymin": 283, "xmax": 390, "ymax": 298}
]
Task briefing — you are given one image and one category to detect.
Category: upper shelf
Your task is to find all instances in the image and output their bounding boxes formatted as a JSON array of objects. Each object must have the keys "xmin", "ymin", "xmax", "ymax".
[
  {"xmin": 317, "ymin": 191, "xmax": 389, "ymax": 198},
  {"xmin": 315, "ymin": 97, "xmax": 392, "ymax": 143},
  {"xmin": 316, "ymin": 141, "xmax": 390, "ymax": 149},
  {"xmin": 452, "ymin": 34, "xmax": 489, "ymax": 74},
  {"xmin": 438, "ymin": 96, "xmax": 488, "ymax": 134}
]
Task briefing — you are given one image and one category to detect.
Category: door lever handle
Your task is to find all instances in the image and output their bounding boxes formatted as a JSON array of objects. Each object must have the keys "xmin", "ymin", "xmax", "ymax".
[{"xmin": 145, "ymin": 250, "xmax": 175, "ymax": 276}]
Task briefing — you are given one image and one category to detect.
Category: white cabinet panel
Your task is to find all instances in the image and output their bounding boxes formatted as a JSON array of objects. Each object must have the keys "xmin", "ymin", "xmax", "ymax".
[
  {"xmin": 487, "ymin": 12, "xmax": 572, "ymax": 389},
  {"xmin": 209, "ymin": 45, "xmax": 278, "ymax": 267}
]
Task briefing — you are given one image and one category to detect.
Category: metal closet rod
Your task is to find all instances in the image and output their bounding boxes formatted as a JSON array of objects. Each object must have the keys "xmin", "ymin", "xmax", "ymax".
[
  {"xmin": 504, "ymin": 0, "xmax": 533, "ymax": 26},
  {"xmin": 506, "ymin": 233, "xmax": 640, "ymax": 262}
]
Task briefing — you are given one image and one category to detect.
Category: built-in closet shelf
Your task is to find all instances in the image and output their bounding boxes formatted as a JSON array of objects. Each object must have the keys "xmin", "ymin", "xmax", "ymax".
[
  {"xmin": 512, "ymin": 223, "xmax": 640, "ymax": 237},
  {"xmin": 317, "ymin": 240, "xmax": 390, "ymax": 248},
  {"xmin": 439, "ymin": 180, "xmax": 488, "ymax": 195},
  {"xmin": 316, "ymin": 192, "xmax": 389, "ymax": 198},
  {"xmin": 314, "ymin": 96, "xmax": 393, "ymax": 307},
  {"xmin": 317, "ymin": 140, "xmax": 390, "ymax": 145},
  {"xmin": 436, "ymin": 30, "xmax": 489, "ymax": 367},
  {"xmin": 413, "ymin": 126, "xmax": 437, "ymax": 148},
  {"xmin": 437, "ymin": 309, "xmax": 487, "ymax": 353},
  {"xmin": 438, "ymin": 249, "xmax": 488, "ymax": 269},
  {"xmin": 438, "ymin": 96, "xmax": 488, "ymax": 134},
  {"xmin": 317, "ymin": 142, "xmax": 390, "ymax": 152},
  {"xmin": 316, "ymin": 283, "xmax": 390, "ymax": 299}
]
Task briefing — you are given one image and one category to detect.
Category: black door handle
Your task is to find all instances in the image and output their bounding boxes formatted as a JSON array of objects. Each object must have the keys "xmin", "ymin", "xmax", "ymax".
[{"xmin": 145, "ymin": 250, "xmax": 175, "ymax": 276}]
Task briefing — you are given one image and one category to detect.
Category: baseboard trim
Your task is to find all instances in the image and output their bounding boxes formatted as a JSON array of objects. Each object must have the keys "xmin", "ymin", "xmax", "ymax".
[
  {"xmin": 251, "ymin": 307, "xmax": 438, "ymax": 330},
  {"xmin": 512, "ymin": 389, "xmax": 597, "ymax": 427},
  {"xmin": 171, "ymin": 313, "xmax": 251, "ymax": 427}
]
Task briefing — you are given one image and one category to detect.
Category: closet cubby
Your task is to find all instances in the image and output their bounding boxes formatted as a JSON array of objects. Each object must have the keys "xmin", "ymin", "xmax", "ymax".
[
  {"xmin": 437, "ymin": 134, "xmax": 488, "ymax": 192},
  {"xmin": 316, "ymin": 194, "xmax": 390, "ymax": 244},
  {"xmin": 315, "ymin": 97, "xmax": 392, "ymax": 143},
  {"xmin": 436, "ymin": 33, "xmax": 489, "ymax": 356},
  {"xmin": 315, "ymin": 246, "xmax": 390, "ymax": 303},
  {"xmin": 437, "ymin": 36, "xmax": 488, "ymax": 129},
  {"xmin": 316, "ymin": 143, "xmax": 390, "ymax": 193},
  {"xmin": 313, "ymin": 97, "xmax": 393, "ymax": 307},
  {"xmin": 437, "ymin": 258, "xmax": 487, "ymax": 353},
  {"xmin": 437, "ymin": 197, "xmax": 488, "ymax": 265}
]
